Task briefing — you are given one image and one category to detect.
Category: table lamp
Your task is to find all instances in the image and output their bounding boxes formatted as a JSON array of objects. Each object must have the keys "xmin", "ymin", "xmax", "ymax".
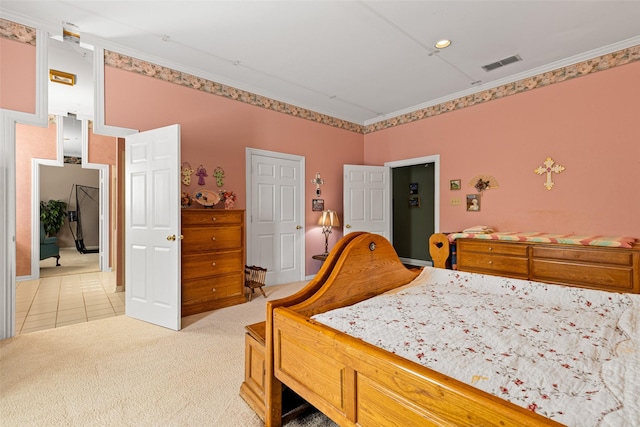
[{"xmin": 318, "ymin": 210, "xmax": 340, "ymax": 255}]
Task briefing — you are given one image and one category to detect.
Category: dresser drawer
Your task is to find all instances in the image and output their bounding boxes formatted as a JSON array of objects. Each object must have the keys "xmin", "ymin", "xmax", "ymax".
[
  {"xmin": 532, "ymin": 245, "xmax": 633, "ymax": 266},
  {"xmin": 182, "ymin": 273, "xmax": 244, "ymax": 305},
  {"xmin": 458, "ymin": 254, "xmax": 529, "ymax": 277},
  {"xmin": 182, "ymin": 210, "xmax": 243, "ymax": 226},
  {"xmin": 182, "ymin": 225, "xmax": 242, "ymax": 254},
  {"xmin": 531, "ymin": 259, "xmax": 635, "ymax": 291},
  {"xmin": 457, "ymin": 239, "xmax": 528, "ymax": 257},
  {"xmin": 182, "ymin": 250, "xmax": 243, "ymax": 280}
]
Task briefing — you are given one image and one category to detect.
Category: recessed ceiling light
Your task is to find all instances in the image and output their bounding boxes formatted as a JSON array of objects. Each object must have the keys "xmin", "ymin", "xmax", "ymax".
[{"xmin": 435, "ymin": 39, "xmax": 451, "ymax": 49}]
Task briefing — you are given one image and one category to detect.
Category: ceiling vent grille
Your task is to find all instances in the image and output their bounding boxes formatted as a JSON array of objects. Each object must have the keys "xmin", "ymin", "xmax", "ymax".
[{"xmin": 482, "ymin": 54, "xmax": 522, "ymax": 72}]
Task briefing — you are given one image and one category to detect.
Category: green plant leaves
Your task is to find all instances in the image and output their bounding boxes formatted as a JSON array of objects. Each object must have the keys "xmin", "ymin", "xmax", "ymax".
[{"xmin": 40, "ymin": 200, "xmax": 68, "ymax": 236}]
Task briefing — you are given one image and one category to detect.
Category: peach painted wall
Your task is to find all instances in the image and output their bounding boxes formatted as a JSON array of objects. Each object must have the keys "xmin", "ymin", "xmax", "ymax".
[
  {"xmin": 364, "ymin": 61, "xmax": 640, "ymax": 238},
  {"xmin": 103, "ymin": 67, "xmax": 363, "ymax": 275},
  {"xmin": 88, "ymin": 125, "xmax": 117, "ymax": 165},
  {"xmin": 15, "ymin": 120, "xmax": 57, "ymax": 276},
  {"xmin": 0, "ymin": 38, "xmax": 36, "ymax": 113}
]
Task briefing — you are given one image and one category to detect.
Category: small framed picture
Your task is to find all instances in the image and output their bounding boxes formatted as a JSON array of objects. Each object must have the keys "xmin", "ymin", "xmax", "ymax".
[
  {"xmin": 312, "ymin": 199, "xmax": 324, "ymax": 211},
  {"xmin": 408, "ymin": 196, "xmax": 420, "ymax": 207},
  {"xmin": 409, "ymin": 183, "xmax": 419, "ymax": 195},
  {"xmin": 49, "ymin": 69, "xmax": 76, "ymax": 86},
  {"xmin": 450, "ymin": 179, "xmax": 461, "ymax": 190},
  {"xmin": 466, "ymin": 194, "xmax": 480, "ymax": 211}
]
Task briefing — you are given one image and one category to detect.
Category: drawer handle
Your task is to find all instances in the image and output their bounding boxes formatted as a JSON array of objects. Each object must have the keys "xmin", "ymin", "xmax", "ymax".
[
  {"xmin": 211, "ymin": 288, "xmax": 216, "ymax": 293},
  {"xmin": 488, "ymin": 247, "xmax": 493, "ymax": 251},
  {"xmin": 488, "ymin": 260, "xmax": 493, "ymax": 264},
  {"xmin": 211, "ymin": 217, "xmax": 217, "ymax": 222},
  {"xmin": 211, "ymin": 262, "xmax": 216, "ymax": 267},
  {"xmin": 211, "ymin": 236, "xmax": 216, "ymax": 241}
]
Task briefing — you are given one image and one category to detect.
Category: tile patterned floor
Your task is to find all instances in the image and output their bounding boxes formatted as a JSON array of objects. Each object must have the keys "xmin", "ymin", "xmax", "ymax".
[{"xmin": 15, "ymin": 271, "xmax": 125, "ymax": 335}]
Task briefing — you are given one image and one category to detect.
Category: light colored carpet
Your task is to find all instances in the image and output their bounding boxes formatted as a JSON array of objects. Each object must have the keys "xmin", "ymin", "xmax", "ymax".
[
  {"xmin": 0, "ymin": 281, "xmax": 337, "ymax": 427},
  {"xmin": 40, "ymin": 247, "xmax": 100, "ymax": 277}
]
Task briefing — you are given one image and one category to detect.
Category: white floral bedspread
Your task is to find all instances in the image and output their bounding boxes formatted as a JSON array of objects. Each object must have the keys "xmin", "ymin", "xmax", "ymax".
[{"xmin": 311, "ymin": 267, "xmax": 640, "ymax": 426}]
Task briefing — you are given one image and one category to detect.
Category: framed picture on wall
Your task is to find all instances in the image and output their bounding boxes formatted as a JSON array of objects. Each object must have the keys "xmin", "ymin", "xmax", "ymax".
[
  {"xmin": 450, "ymin": 179, "xmax": 461, "ymax": 190},
  {"xmin": 466, "ymin": 194, "xmax": 480, "ymax": 211},
  {"xmin": 408, "ymin": 196, "xmax": 420, "ymax": 207},
  {"xmin": 312, "ymin": 199, "xmax": 324, "ymax": 211},
  {"xmin": 409, "ymin": 183, "xmax": 419, "ymax": 195}
]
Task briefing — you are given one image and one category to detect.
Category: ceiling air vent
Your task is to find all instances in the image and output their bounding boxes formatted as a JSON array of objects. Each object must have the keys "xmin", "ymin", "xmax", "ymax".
[{"xmin": 482, "ymin": 54, "xmax": 522, "ymax": 72}]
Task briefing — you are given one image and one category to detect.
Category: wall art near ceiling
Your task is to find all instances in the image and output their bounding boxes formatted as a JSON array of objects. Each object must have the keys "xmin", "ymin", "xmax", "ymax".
[
  {"xmin": 409, "ymin": 183, "xmax": 418, "ymax": 195},
  {"xmin": 450, "ymin": 179, "xmax": 461, "ymax": 190},
  {"xmin": 49, "ymin": 69, "xmax": 75, "ymax": 86},
  {"xmin": 409, "ymin": 196, "xmax": 420, "ymax": 207}
]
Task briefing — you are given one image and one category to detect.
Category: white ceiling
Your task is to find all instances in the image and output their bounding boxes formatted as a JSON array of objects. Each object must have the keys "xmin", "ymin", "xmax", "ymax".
[{"xmin": 2, "ymin": 1, "xmax": 640, "ymax": 126}]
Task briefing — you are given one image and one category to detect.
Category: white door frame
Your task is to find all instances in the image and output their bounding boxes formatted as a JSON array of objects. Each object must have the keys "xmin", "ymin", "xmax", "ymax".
[
  {"xmin": 245, "ymin": 148, "xmax": 305, "ymax": 283},
  {"xmin": 385, "ymin": 155, "xmax": 441, "ymax": 242},
  {"xmin": 0, "ymin": 26, "xmax": 49, "ymax": 339}
]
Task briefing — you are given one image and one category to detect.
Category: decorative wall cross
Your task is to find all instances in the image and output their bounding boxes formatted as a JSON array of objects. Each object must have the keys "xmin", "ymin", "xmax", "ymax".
[
  {"xmin": 311, "ymin": 172, "xmax": 325, "ymax": 196},
  {"xmin": 534, "ymin": 157, "xmax": 565, "ymax": 190}
]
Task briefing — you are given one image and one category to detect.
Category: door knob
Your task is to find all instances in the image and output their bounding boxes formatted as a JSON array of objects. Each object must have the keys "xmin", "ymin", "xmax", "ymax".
[
  {"xmin": 345, "ymin": 224, "xmax": 351, "ymax": 229},
  {"xmin": 167, "ymin": 235, "xmax": 176, "ymax": 241},
  {"xmin": 296, "ymin": 225, "xmax": 302, "ymax": 229}
]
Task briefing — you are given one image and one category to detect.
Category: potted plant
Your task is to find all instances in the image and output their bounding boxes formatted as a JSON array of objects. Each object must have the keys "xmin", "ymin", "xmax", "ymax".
[{"xmin": 40, "ymin": 200, "xmax": 68, "ymax": 237}]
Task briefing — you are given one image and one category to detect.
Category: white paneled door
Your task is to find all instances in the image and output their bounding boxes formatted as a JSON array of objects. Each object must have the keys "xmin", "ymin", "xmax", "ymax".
[
  {"xmin": 343, "ymin": 164, "xmax": 391, "ymax": 239},
  {"xmin": 248, "ymin": 150, "xmax": 304, "ymax": 285},
  {"xmin": 125, "ymin": 125, "xmax": 181, "ymax": 330}
]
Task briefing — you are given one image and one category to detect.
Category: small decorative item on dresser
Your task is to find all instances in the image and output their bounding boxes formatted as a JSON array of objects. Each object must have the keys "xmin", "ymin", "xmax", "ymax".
[
  {"xmin": 220, "ymin": 190, "xmax": 237, "ymax": 209},
  {"xmin": 181, "ymin": 191, "xmax": 192, "ymax": 208}
]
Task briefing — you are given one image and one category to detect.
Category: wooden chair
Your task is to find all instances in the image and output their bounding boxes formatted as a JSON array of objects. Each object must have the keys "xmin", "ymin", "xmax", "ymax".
[{"xmin": 245, "ymin": 265, "xmax": 267, "ymax": 301}]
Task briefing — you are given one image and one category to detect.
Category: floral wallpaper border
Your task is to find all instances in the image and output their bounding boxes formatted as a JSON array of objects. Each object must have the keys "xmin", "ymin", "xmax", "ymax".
[
  {"xmin": 105, "ymin": 45, "xmax": 639, "ymax": 135},
  {"xmin": 0, "ymin": 19, "xmax": 36, "ymax": 45},
  {"xmin": 365, "ymin": 44, "xmax": 640, "ymax": 134},
  {"xmin": 3, "ymin": 18, "xmax": 639, "ymax": 135}
]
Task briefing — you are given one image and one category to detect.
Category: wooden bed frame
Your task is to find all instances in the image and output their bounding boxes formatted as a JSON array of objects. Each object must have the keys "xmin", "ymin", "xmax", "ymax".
[{"xmin": 263, "ymin": 232, "xmax": 640, "ymax": 427}]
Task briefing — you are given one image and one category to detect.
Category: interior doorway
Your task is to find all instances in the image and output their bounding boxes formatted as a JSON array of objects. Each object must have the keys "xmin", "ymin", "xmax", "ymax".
[
  {"xmin": 39, "ymin": 163, "xmax": 100, "ymax": 278},
  {"xmin": 386, "ymin": 155, "xmax": 440, "ymax": 267},
  {"xmin": 391, "ymin": 162, "xmax": 435, "ymax": 266}
]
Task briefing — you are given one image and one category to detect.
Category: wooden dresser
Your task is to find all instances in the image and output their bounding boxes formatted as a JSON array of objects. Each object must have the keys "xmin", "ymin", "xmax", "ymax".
[
  {"xmin": 181, "ymin": 209, "xmax": 246, "ymax": 316},
  {"xmin": 456, "ymin": 238, "xmax": 640, "ymax": 293}
]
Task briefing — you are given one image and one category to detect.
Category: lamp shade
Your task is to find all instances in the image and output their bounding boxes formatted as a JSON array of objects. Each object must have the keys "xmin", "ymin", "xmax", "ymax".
[{"xmin": 318, "ymin": 210, "xmax": 340, "ymax": 227}]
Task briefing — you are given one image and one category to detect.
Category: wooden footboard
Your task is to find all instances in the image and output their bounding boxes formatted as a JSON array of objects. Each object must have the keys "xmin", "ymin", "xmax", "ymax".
[{"xmin": 272, "ymin": 308, "xmax": 561, "ymax": 427}]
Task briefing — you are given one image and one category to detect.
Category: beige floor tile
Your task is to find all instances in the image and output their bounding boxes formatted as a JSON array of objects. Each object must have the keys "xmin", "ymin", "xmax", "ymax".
[
  {"xmin": 22, "ymin": 317, "xmax": 56, "ymax": 329},
  {"xmin": 24, "ymin": 311, "xmax": 57, "ymax": 321},
  {"xmin": 86, "ymin": 306, "xmax": 115, "ymax": 317},
  {"xmin": 56, "ymin": 318, "xmax": 87, "ymax": 327},
  {"xmin": 28, "ymin": 305, "xmax": 58, "ymax": 315},
  {"xmin": 57, "ymin": 311, "xmax": 87, "ymax": 323},
  {"xmin": 58, "ymin": 294, "xmax": 84, "ymax": 305},
  {"xmin": 20, "ymin": 324, "xmax": 55, "ymax": 334},
  {"xmin": 87, "ymin": 312, "xmax": 115, "ymax": 321},
  {"xmin": 85, "ymin": 301, "xmax": 113, "ymax": 311}
]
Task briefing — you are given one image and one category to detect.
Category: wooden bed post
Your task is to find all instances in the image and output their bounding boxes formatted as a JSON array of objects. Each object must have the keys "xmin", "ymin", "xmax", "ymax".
[
  {"xmin": 264, "ymin": 232, "xmax": 366, "ymax": 427},
  {"xmin": 429, "ymin": 233, "xmax": 450, "ymax": 269}
]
